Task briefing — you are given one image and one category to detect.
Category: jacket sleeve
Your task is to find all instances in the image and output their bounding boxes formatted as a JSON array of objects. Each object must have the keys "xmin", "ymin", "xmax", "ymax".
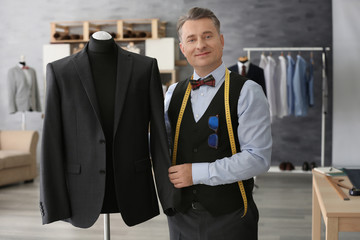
[
  {"xmin": 148, "ymin": 59, "xmax": 175, "ymax": 212},
  {"xmin": 40, "ymin": 63, "xmax": 71, "ymax": 224},
  {"xmin": 7, "ymin": 69, "xmax": 17, "ymax": 114},
  {"xmin": 32, "ymin": 69, "xmax": 42, "ymax": 112}
]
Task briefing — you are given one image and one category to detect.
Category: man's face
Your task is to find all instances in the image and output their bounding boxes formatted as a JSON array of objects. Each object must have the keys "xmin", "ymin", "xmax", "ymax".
[{"xmin": 179, "ymin": 18, "xmax": 224, "ymax": 76}]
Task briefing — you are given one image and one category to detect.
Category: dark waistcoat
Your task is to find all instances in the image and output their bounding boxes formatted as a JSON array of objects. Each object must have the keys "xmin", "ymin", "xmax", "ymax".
[{"xmin": 168, "ymin": 72, "xmax": 254, "ymax": 216}]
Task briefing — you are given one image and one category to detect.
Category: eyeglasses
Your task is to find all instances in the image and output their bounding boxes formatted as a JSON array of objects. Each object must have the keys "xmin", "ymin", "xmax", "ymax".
[{"xmin": 208, "ymin": 115, "xmax": 219, "ymax": 149}]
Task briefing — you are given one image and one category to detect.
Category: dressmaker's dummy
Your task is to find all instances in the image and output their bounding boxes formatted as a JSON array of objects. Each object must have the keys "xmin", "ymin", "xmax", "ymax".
[
  {"xmin": 40, "ymin": 29, "xmax": 174, "ymax": 228},
  {"xmin": 228, "ymin": 56, "xmax": 267, "ymax": 95},
  {"xmin": 7, "ymin": 55, "xmax": 41, "ymax": 113}
]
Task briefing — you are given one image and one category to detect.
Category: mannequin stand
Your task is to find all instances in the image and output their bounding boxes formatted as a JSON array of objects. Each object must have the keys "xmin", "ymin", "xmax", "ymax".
[
  {"xmin": 104, "ymin": 214, "xmax": 110, "ymax": 240},
  {"xmin": 21, "ymin": 112, "xmax": 26, "ymax": 130}
]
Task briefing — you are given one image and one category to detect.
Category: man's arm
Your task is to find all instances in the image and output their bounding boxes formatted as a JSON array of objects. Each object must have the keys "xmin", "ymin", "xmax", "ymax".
[{"xmin": 193, "ymin": 80, "xmax": 271, "ymax": 186}]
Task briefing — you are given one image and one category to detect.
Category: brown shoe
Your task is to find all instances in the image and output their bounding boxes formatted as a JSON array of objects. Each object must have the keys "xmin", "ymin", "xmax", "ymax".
[
  {"xmin": 279, "ymin": 162, "xmax": 287, "ymax": 171},
  {"xmin": 286, "ymin": 162, "xmax": 295, "ymax": 171}
]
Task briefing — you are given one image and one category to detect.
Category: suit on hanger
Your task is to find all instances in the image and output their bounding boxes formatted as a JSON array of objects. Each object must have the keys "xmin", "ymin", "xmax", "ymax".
[
  {"xmin": 228, "ymin": 63, "xmax": 266, "ymax": 96},
  {"xmin": 7, "ymin": 66, "xmax": 41, "ymax": 113},
  {"xmin": 40, "ymin": 43, "xmax": 173, "ymax": 228}
]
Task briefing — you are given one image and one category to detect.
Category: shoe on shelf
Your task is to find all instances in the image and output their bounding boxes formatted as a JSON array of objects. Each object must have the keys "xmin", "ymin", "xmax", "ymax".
[
  {"xmin": 286, "ymin": 162, "xmax": 295, "ymax": 171},
  {"xmin": 279, "ymin": 162, "xmax": 287, "ymax": 171},
  {"xmin": 310, "ymin": 161, "xmax": 317, "ymax": 170},
  {"xmin": 302, "ymin": 161, "xmax": 310, "ymax": 171}
]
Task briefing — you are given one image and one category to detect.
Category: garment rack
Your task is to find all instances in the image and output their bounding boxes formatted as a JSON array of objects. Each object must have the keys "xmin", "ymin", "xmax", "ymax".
[{"xmin": 243, "ymin": 47, "xmax": 331, "ymax": 167}]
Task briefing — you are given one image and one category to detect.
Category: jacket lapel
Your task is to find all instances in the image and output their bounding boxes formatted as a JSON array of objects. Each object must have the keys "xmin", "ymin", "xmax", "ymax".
[
  {"xmin": 113, "ymin": 46, "xmax": 133, "ymax": 136},
  {"xmin": 72, "ymin": 44, "xmax": 102, "ymax": 124}
]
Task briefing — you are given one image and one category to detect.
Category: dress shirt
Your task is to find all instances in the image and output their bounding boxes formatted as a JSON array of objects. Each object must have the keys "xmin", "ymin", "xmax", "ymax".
[
  {"xmin": 286, "ymin": 55, "xmax": 296, "ymax": 115},
  {"xmin": 164, "ymin": 63, "xmax": 272, "ymax": 186},
  {"xmin": 293, "ymin": 55, "xmax": 308, "ymax": 116},
  {"xmin": 237, "ymin": 61, "xmax": 250, "ymax": 76},
  {"xmin": 275, "ymin": 55, "xmax": 288, "ymax": 118},
  {"xmin": 259, "ymin": 54, "xmax": 267, "ymax": 70},
  {"xmin": 307, "ymin": 58, "xmax": 314, "ymax": 107},
  {"xmin": 263, "ymin": 55, "xmax": 277, "ymax": 119}
]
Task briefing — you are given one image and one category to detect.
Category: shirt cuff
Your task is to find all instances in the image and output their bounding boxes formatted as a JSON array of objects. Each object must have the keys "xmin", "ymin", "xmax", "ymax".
[{"xmin": 192, "ymin": 162, "xmax": 210, "ymax": 185}]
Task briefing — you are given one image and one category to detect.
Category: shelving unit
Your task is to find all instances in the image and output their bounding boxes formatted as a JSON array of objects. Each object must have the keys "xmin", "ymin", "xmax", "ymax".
[
  {"xmin": 50, "ymin": 19, "xmax": 167, "ymax": 43},
  {"xmin": 48, "ymin": 18, "xmax": 177, "ymax": 85}
]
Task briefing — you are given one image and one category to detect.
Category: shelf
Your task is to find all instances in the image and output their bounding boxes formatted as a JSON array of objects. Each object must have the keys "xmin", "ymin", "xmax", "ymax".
[{"xmin": 50, "ymin": 19, "xmax": 167, "ymax": 43}]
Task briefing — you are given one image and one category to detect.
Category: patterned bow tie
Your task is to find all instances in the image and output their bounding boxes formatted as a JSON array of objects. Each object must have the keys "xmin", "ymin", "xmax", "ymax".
[{"xmin": 189, "ymin": 75, "xmax": 215, "ymax": 90}]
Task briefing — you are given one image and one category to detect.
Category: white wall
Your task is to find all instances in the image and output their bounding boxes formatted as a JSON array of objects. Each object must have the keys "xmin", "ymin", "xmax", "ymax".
[{"xmin": 332, "ymin": 0, "xmax": 360, "ymax": 167}]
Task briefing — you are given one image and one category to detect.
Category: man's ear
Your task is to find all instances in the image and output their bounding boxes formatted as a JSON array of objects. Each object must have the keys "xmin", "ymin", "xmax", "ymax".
[
  {"xmin": 179, "ymin": 42, "xmax": 186, "ymax": 57},
  {"xmin": 220, "ymin": 34, "xmax": 224, "ymax": 48}
]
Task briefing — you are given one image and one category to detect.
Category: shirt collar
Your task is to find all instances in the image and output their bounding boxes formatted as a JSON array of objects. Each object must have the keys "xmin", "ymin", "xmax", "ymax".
[
  {"xmin": 237, "ymin": 61, "xmax": 250, "ymax": 69},
  {"xmin": 193, "ymin": 62, "xmax": 226, "ymax": 87}
]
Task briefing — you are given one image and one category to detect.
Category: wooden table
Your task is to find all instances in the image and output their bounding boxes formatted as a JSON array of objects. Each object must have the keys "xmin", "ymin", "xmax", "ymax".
[{"xmin": 312, "ymin": 171, "xmax": 360, "ymax": 240}]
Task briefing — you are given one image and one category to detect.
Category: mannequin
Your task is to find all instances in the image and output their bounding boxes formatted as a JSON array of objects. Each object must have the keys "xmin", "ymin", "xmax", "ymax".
[
  {"xmin": 88, "ymin": 31, "xmax": 119, "ymax": 213},
  {"xmin": 228, "ymin": 56, "xmax": 267, "ymax": 95},
  {"xmin": 7, "ymin": 55, "xmax": 41, "ymax": 114},
  {"xmin": 40, "ymin": 28, "xmax": 174, "ymax": 229}
]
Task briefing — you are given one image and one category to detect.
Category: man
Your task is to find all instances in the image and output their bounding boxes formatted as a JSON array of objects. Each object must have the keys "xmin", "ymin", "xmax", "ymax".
[{"xmin": 164, "ymin": 7, "xmax": 272, "ymax": 240}]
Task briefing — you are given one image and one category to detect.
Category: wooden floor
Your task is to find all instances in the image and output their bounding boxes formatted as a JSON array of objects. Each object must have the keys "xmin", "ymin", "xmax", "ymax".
[{"xmin": 0, "ymin": 172, "xmax": 359, "ymax": 240}]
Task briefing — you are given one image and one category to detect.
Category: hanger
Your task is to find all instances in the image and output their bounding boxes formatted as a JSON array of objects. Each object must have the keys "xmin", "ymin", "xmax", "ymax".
[{"xmin": 238, "ymin": 56, "xmax": 248, "ymax": 63}]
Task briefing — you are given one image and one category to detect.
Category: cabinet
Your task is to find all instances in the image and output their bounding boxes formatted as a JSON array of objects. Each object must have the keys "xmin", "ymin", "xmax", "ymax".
[
  {"xmin": 48, "ymin": 19, "xmax": 176, "ymax": 85},
  {"xmin": 50, "ymin": 19, "xmax": 167, "ymax": 43}
]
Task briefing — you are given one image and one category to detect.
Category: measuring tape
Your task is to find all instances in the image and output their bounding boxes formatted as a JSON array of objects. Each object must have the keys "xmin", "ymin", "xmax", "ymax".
[
  {"xmin": 224, "ymin": 69, "xmax": 248, "ymax": 217},
  {"xmin": 172, "ymin": 69, "xmax": 248, "ymax": 217}
]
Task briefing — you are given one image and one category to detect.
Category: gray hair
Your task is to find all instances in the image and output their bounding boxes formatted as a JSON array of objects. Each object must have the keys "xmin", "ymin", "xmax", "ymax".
[{"xmin": 177, "ymin": 7, "xmax": 221, "ymax": 42}]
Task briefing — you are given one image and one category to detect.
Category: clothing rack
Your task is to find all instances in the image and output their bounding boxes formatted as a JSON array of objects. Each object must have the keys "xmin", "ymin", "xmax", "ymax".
[{"xmin": 243, "ymin": 47, "xmax": 331, "ymax": 167}]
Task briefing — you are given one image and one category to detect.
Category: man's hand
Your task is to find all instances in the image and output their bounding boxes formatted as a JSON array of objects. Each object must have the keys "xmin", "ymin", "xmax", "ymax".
[{"xmin": 168, "ymin": 164, "xmax": 193, "ymax": 188}]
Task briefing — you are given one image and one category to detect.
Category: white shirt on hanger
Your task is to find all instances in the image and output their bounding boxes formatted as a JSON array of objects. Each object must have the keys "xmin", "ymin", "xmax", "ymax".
[
  {"xmin": 275, "ymin": 55, "xmax": 288, "ymax": 118},
  {"xmin": 262, "ymin": 55, "xmax": 277, "ymax": 119},
  {"xmin": 237, "ymin": 61, "xmax": 250, "ymax": 75}
]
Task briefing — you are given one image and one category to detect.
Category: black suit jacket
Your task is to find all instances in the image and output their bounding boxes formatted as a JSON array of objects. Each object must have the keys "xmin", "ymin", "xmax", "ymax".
[
  {"xmin": 228, "ymin": 63, "xmax": 266, "ymax": 95},
  {"xmin": 40, "ymin": 43, "xmax": 173, "ymax": 228}
]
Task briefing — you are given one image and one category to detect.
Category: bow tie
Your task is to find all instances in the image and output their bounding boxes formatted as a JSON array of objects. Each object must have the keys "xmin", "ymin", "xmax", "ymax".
[
  {"xmin": 189, "ymin": 75, "xmax": 215, "ymax": 90},
  {"xmin": 22, "ymin": 66, "xmax": 29, "ymax": 69}
]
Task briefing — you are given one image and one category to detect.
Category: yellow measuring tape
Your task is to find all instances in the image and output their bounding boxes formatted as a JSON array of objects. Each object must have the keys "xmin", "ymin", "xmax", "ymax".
[{"xmin": 172, "ymin": 69, "xmax": 248, "ymax": 217}]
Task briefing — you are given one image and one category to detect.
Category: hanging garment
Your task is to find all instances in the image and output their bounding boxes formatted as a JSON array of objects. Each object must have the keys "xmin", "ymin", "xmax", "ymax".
[
  {"xmin": 274, "ymin": 55, "xmax": 288, "ymax": 118},
  {"xmin": 293, "ymin": 55, "xmax": 308, "ymax": 116},
  {"xmin": 286, "ymin": 55, "xmax": 296, "ymax": 115},
  {"xmin": 263, "ymin": 55, "xmax": 277, "ymax": 118},
  {"xmin": 259, "ymin": 53, "xmax": 267, "ymax": 70},
  {"xmin": 40, "ymin": 41, "xmax": 173, "ymax": 228},
  {"xmin": 7, "ymin": 65, "xmax": 41, "ymax": 113},
  {"xmin": 307, "ymin": 58, "xmax": 314, "ymax": 107}
]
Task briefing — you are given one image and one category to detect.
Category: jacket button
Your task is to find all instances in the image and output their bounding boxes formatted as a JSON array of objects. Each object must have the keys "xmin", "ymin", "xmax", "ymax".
[
  {"xmin": 99, "ymin": 169, "xmax": 106, "ymax": 174},
  {"xmin": 193, "ymin": 189, "xmax": 197, "ymax": 194},
  {"xmin": 99, "ymin": 139, "xmax": 106, "ymax": 144},
  {"xmin": 193, "ymin": 148, "xmax": 198, "ymax": 153}
]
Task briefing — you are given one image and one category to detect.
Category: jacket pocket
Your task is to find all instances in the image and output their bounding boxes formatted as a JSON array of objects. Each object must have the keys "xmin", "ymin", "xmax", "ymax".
[
  {"xmin": 134, "ymin": 158, "xmax": 151, "ymax": 172},
  {"xmin": 66, "ymin": 163, "xmax": 81, "ymax": 174}
]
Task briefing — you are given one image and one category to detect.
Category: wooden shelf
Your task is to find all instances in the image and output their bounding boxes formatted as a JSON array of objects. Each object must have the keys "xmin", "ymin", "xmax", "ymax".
[{"xmin": 50, "ymin": 19, "xmax": 167, "ymax": 43}]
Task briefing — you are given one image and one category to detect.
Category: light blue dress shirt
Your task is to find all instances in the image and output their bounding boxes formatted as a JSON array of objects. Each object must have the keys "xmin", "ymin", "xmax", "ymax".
[
  {"xmin": 308, "ymin": 58, "xmax": 314, "ymax": 107},
  {"xmin": 164, "ymin": 63, "xmax": 272, "ymax": 186},
  {"xmin": 287, "ymin": 55, "xmax": 296, "ymax": 115},
  {"xmin": 293, "ymin": 55, "xmax": 308, "ymax": 116}
]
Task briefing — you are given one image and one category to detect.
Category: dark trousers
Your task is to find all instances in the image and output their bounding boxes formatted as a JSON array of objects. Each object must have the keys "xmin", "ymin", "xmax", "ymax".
[{"xmin": 167, "ymin": 199, "xmax": 259, "ymax": 240}]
